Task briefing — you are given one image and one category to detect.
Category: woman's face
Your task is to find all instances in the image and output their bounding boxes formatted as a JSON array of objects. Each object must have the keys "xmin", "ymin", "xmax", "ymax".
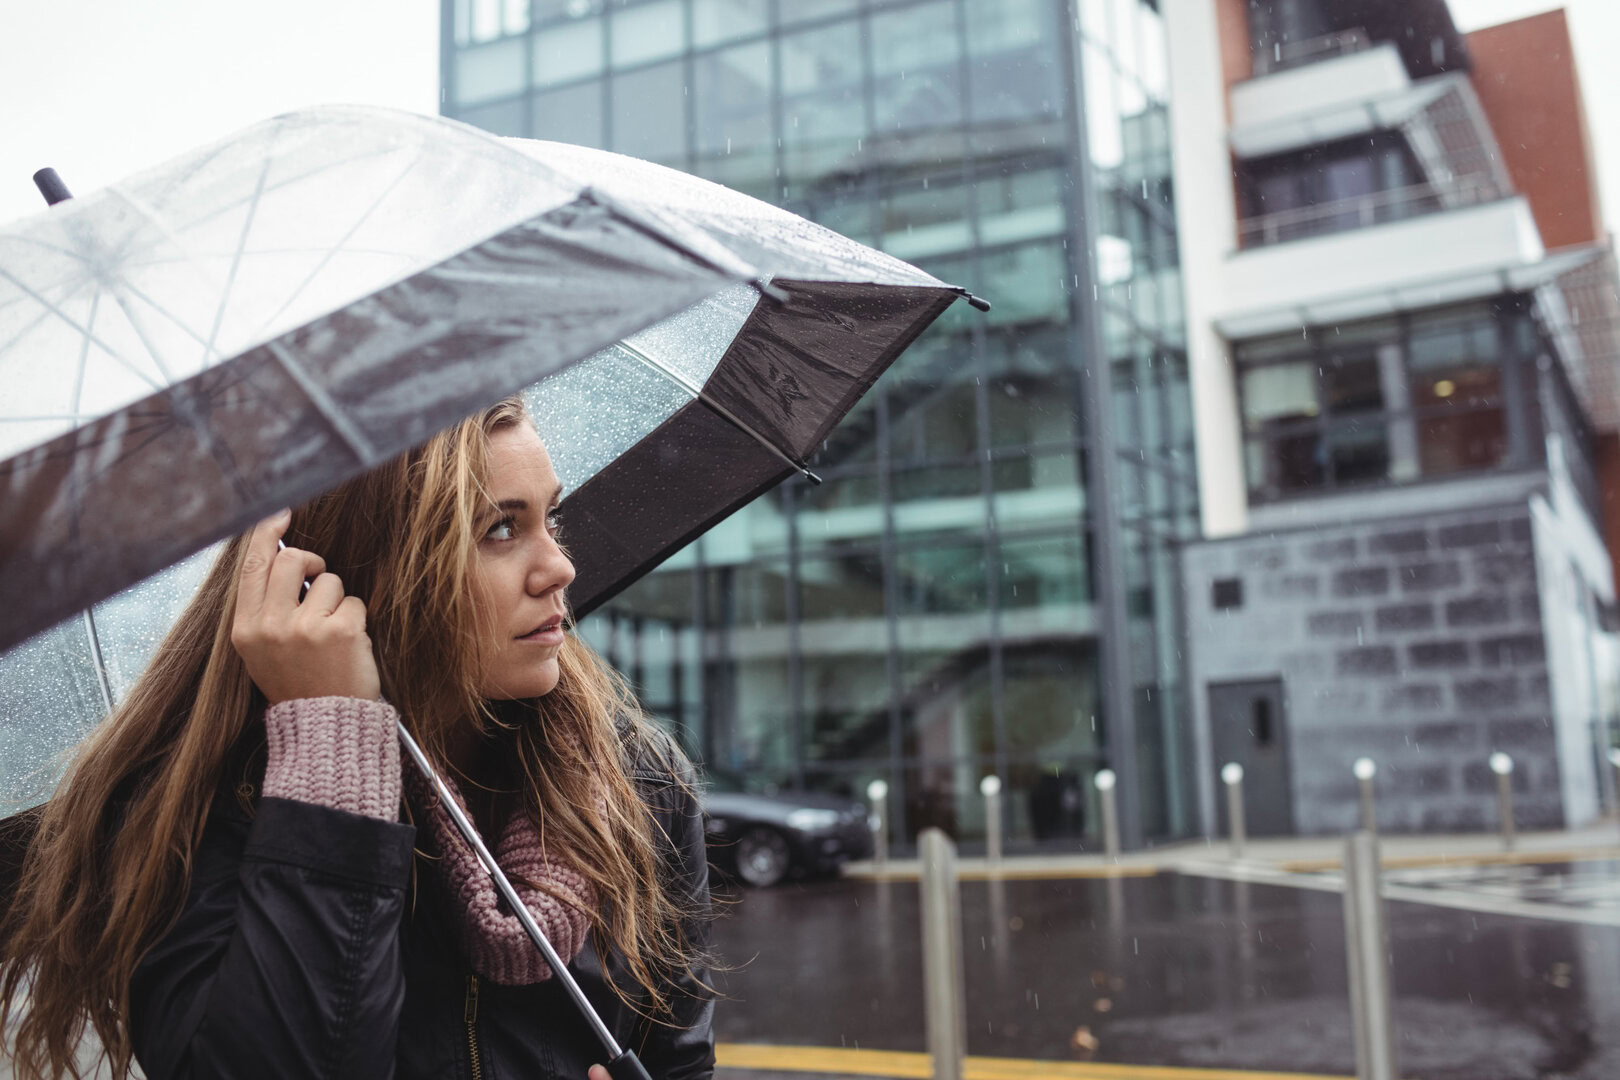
[{"xmin": 467, "ymin": 424, "xmax": 575, "ymax": 700}]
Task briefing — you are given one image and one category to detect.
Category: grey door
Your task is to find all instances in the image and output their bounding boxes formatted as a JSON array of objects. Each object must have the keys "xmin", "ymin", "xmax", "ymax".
[{"xmin": 1209, "ymin": 679, "xmax": 1295, "ymax": 836}]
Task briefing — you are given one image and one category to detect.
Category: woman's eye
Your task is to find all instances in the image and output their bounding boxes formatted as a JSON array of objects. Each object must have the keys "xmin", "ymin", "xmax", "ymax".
[
  {"xmin": 486, "ymin": 515, "xmax": 517, "ymax": 541},
  {"xmin": 546, "ymin": 510, "xmax": 563, "ymax": 536}
]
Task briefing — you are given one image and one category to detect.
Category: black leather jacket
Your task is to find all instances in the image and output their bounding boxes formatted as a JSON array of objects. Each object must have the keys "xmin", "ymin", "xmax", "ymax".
[{"xmin": 129, "ymin": 748, "xmax": 715, "ymax": 1080}]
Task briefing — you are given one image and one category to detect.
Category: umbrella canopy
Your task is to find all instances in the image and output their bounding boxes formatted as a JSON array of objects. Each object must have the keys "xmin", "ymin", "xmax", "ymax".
[{"xmin": 0, "ymin": 105, "xmax": 973, "ymax": 810}]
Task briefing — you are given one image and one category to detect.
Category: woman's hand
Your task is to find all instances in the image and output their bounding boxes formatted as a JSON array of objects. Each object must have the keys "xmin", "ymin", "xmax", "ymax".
[
  {"xmin": 231, "ymin": 509, "xmax": 381, "ymax": 705},
  {"xmin": 587, "ymin": 1067, "xmax": 609, "ymax": 1080}
]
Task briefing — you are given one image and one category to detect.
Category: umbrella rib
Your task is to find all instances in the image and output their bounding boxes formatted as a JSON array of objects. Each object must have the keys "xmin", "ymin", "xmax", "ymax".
[
  {"xmin": 613, "ymin": 340, "xmax": 822, "ymax": 484},
  {"xmin": 70, "ymin": 292, "xmax": 100, "ymax": 421},
  {"xmin": 199, "ymin": 150, "xmax": 276, "ymax": 369},
  {"xmin": 264, "ymin": 342, "xmax": 378, "ymax": 464},
  {"xmin": 82, "ymin": 609, "xmax": 116, "ymax": 715},
  {"xmin": 0, "ymin": 266, "xmax": 161, "ymax": 391},
  {"xmin": 244, "ymin": 151, "xmax": 424, "ymax": 347}
]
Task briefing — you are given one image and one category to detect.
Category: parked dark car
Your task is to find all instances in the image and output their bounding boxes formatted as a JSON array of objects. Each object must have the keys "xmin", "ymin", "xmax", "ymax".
[{"xmin": 699, "ymin": 770, "xmax": 872, "ymax": 888}]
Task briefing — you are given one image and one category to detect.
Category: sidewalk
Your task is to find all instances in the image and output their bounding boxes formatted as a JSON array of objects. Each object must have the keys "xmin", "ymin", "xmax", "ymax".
[{"xmin": 839, "ymin": 819, "xmax": 1620, "ymax": 882}]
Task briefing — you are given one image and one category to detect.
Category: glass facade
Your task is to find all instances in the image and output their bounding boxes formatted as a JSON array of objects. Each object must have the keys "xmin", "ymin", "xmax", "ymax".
[{"xmin": 444, "ymin": 0, "xmax": 1197, "ymax": 848}]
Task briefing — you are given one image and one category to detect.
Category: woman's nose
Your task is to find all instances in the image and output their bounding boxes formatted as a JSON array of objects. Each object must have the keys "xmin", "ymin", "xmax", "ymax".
[{"xmin": 527, "ymin": 536, "xmax": 575, "ymax": 595}]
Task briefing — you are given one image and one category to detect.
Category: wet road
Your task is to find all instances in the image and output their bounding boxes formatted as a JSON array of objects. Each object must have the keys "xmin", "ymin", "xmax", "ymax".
[{"xmin": 708, "ymin": 866, "xmax": 1620, "ymax": 1080}]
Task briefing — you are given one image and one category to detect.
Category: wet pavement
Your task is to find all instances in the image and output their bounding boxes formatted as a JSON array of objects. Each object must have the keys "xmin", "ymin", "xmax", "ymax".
[{"xmin": 708, "ymin": 866, "xmax": 1620, "ymax": 1079}]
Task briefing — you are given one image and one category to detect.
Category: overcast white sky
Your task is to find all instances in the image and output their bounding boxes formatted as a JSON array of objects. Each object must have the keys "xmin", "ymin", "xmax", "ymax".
[{"xmin": 0, "ymin": 0, "xmax": 1614, "ymax": 231}]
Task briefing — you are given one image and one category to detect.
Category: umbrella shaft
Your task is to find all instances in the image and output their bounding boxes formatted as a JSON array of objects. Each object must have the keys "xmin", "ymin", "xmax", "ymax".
[{"xmin": 395, "ymin": 720, "xmax": 623, "ymax": 1060}]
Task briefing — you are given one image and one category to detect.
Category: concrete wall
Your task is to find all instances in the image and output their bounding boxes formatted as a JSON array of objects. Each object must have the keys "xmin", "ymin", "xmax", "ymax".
[
  {"xmin": 1182, "ymin": 500, "xmax": 1562, "ymax": 836},
  {"xmin": 1162, "ymin": 0, "xmax": 1247, "ymax": 538},
  {"xmin": 1216, "ymin": 196, "xmax": 1545, "ymax": 335}
]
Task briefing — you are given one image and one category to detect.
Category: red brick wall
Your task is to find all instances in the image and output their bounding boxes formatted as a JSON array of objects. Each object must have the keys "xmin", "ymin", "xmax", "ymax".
[{"xmin": 1467, "ymin": 10, "xmax": 1604, "ymax": 249}]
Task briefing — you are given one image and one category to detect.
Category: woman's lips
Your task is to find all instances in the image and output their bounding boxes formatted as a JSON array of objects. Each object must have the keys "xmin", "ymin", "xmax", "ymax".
[{"xmin": 517, "ymin": 624, "xmax": 565, "ymax": 646}]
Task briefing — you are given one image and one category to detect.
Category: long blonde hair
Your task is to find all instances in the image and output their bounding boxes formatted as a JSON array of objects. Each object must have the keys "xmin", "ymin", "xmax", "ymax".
[{"xmin": 0, "ymin": 398, "xmax": 702, "ymax": 1079}]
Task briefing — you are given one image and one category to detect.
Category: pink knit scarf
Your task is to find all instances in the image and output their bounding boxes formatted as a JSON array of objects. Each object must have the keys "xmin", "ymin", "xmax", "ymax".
[{"xmin": 409, "ymin": 770, "xmax": 597, "ymax": 986}]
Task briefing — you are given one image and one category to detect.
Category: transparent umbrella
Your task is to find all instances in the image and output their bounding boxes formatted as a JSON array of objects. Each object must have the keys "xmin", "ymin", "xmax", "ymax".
[{"xmin": 0, "ymin": 105, "xmax": 979, "ymax": 1076}]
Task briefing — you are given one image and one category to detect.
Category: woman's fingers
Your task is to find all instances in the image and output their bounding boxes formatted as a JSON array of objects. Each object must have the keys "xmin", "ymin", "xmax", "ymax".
[
  {"xmin": 266, "ymin": 544, "xmax": 326, "ymax": 611},
  {"xmin": 236, "ymin": 510, "xmax": 291, "ymax": 619},
  {"xmin": 586, "ymin": 1066, "xmax": 610, "ymax": 1080},
  {"xmin": 301, "ymin": 572, "xmax": 346, "ymax": 617}
]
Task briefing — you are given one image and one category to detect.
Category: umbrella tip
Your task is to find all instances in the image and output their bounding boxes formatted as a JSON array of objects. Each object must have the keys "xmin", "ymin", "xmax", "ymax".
[
  {"xmin": 33, "ymin": 168, "xmax": 73, "ymax": 206},
  {"xmin": 754, "ymin": 278, "xmax": 791, "ymax": 305},
  {"xmin": 957, "ymin": 289, "xmax": 992, "ymax": 313}
]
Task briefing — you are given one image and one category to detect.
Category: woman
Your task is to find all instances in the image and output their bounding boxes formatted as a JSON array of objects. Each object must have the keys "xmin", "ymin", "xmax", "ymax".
[{"xmin": 0, "ymin": 398, "xmax": 714, "ymax": 1079}]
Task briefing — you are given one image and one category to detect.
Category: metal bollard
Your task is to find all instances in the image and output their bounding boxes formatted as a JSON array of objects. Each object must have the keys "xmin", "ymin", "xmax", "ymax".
[
  {"xmin": 980, "ymin": 775, "xmax": 1002, "ymax": 866},
  {"xmin": 1342, "ymin": 831, "xmax": 1398, "ymax": 1080},
  {"xmin": 1608, "ymin": 749, "xmax": 1620, "ymax": 834},
  {"xmin": 1489, "ymin": 752, "xmax": 1515, "ymax": 852},
  {"xmin": 1222, "ymin": 763, "xmax": 1246, "ymax": 860},
  {"xmin": 1094, "ymin": 769, "xmax": 1121, "ymax": 862},
  {"xmin": 1354, "ymin": 758, "xmax": 1378, "ymax": 835},
  {"xmin": 868, "ymin": 779, "xmax": 890, "ymax": 870},
  {"xmin": 919, "ymin": 828, "xmax": 966, "ymax": 1080}
]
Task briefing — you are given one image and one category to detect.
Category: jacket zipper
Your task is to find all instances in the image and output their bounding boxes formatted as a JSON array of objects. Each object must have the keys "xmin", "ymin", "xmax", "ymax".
[{"xmin": 464, "ymin": 974, "xmax": 483, "ymax": 1080}]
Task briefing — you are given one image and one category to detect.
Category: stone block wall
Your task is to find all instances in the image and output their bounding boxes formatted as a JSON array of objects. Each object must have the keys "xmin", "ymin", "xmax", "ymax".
[{"xmin": 1181, "ymin": 503, "xmax": 1559, "ymax": 834}]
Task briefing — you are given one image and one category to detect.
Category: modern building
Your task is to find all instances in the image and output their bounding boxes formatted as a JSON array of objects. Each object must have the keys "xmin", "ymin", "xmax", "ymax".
[
  {"xmin": 441, "ymin": 0, "xmax": 1199, "ymax": 849},
  {"xmin": 1163, "ymin": 1, "xmax": 1620, "ymax": 834}
]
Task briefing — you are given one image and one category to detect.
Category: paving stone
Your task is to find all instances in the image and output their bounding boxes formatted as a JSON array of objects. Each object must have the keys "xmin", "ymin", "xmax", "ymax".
[
  {"xmin": 1262, "ymin": 573, "xmax": 1320, "ymax": 600},
  {"xmin": 1487, "ymin": 716, "xmax": 1552, "ymax": 747},
  {"xmin": 1375, "ymin": 602, "xmax": 1435, "ymax": 632},
  {"xmin": 1386, "ymin": 764, "xmax": 1453, "ymax": 795},
  {"xmin": 1439, "ymin": 520, "xmax": 1503, "ymax": 548},
  {"xmin": 1382, "ymin": 683, "xmax": 1445, "ymax": 711},
  {"xmin": 1473, "ymin": 552, "xmax": 1537, "ymax": 587},
  {"xmin": 1333, "ymin": 566, "xmax": 1391, "ymax": 598},
  {"xmin": 1399, "ymin": 561, "xmax": 1463, "ymax": 592},
  {"xmin": 1414, "ymin": 720, "xmax": 1476, "ymax": 748},
  {"xmin": 1368, "ymin": 529, "xmax": 1429, "ymax": 555},
  {"xmin": 1408, "ymin": 640, "xmax": 1470, "ymax": 668},
  {"xmin": 1241, "ymin": 545, "xmax": 1288, "ymax": 570},
  {"xmin": 1478, "ymin": 633, "xmax": 1545, "ymax": 667},
  {"xmin": 1305, "ymin": 537, "xmax": 1358, "ymax": 561},
  {"xmin": 1337, "ymin": 645, "xmax": 1397, "ymax": 676},
  {"xmin": 1446, "ymin": 596, "xmax": 1512, "ymax": 628},
  {"xmin": 1455, "ymin": 675, "xmax": 1519, "ymax": 710},
  {"xmin": 1307, "ymin": 610, "xmax": 1365, "ymax": 637}
]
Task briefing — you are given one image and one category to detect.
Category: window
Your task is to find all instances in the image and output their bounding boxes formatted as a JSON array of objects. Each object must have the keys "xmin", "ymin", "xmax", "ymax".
[
  {"xmin": 870, "ymin": 1, "xmax": 963, "ymax": 135},
  {"xmin": 610, "ymin": 60, "xmax": 687, "ymax": 164},
  {"xmin": 1237, "ymin": 132, "xmax": 1429, "ymax": 246},
  {"xmin": 1236, "ymin": 301, "xmax": 1532, "ymax": 501}
]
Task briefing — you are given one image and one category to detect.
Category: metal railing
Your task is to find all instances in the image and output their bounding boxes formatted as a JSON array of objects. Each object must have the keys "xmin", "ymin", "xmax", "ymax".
[
  {"xmin": 1253, "ymin": 27, "xmax": 1373, "ymax": 76},
  {"xmin": 1237, "ymin": 174, "xmax": 1509, "ymax": 249}
]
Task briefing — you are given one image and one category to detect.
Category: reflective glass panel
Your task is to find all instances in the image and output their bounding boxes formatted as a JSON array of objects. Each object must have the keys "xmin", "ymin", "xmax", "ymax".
[
  {"xmin": 871, "ymin": 1, "xmax": 963, "ymax": 133},
  {"xmin": 963, "ymin": 0, "xmax": 1063, "ymax": 124},
  {"xmin": 693, "ymin": 0, "xmax": 769, "ymax": 46},
  {"xmin": 610, "ymin": 0, "xmax": 686, "ymax": 68},
  {"xmin": 694, "ymin": 42, "xmax": 775, "ymax": 198},
  {"xmin": 457, "ymin": 37, "xmax": 527, "ymax": 105},
  {"xmin": 532, "ymin": 80, "xmax": 606, "ymax": 147},
  {"xmin": 779, "ymin": 22, "xmax": 867, "ymax": 189},
  {"xmin": 533, "ymin": 16, "xmax": 605, "ymax": 87},
  {"xmin": 610, "ymin": 60, "xmax": 688, "ymax": 163}
]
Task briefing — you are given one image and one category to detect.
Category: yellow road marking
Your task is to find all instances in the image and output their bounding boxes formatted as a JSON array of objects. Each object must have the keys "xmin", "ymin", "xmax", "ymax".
[
  {"xmin": 852, "ymin": 865, "xmax": 1160, "ymax": 883},
  {"xmin": 715, "ymin": 1042, "xmax": 1352, "ymax": 1079},
  {"xmin": 1280, "ymin": 847, "xmax": 1620, "ymax": 874}
]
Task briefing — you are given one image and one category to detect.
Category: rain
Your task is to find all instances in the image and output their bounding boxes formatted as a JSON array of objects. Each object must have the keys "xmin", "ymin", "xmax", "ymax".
[{"xmin": 2, "ymin": 1, "xmax": 1620, "ymax": 1079}]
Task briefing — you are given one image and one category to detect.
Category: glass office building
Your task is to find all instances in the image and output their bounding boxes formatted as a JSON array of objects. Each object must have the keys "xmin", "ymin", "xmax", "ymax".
[{"xmin": 443, "ymin": 0, "xmax": 1197, "ymax": 848}]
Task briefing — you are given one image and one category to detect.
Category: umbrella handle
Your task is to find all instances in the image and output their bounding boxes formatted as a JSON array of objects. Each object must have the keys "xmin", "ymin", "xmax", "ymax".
[
  {"xmin": 395, "ymin": 720, "xmax": 628, "ymax": 1064},
  {"xmin": 604, "ymin": 1049, "xmax": 653, "ymax": 1080}
]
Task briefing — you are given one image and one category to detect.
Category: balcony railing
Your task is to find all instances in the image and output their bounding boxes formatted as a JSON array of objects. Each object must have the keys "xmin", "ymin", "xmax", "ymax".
[
  {"xmin": 1237, "ymin": 174, "xmax": 1509, "ymax": 249},
  {"xmin": 1252, "ymin": 28, "xmax": 1373, "ymax": 76}
]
